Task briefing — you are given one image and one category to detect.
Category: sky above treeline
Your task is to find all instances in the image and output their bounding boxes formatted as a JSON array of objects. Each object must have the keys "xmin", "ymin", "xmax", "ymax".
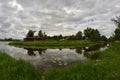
[{"xmin": 0, "ymin": 0, "xmax": 120, "ymax": 39}]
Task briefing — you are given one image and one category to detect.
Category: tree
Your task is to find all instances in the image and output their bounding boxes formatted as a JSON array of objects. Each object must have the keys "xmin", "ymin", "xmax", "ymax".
[
  {"xmin": 43, "ymin": 32, "xmax": 47, "ymax": 38},
  {"xmin": 90, "ymin": 29, "xmax": 101, "ymax": 42},
  {"xmin": 26, "ymin": 30, "xmax": 35, "ymax": 37},
  {"xmin": 114, "ymin": 28, "xmax": 120, "ymax": 40},
  {"xmin": 109, "ymin": 36, "xmax": 115, "ymax": 42},
  {"xmin": 38, "ymin": 30, "xmax": 44, "ymax": 37},
  {"xmin": 112, "ymin": 16, "xmax": 120, "ymax": 41},
  {"xmin": 58, "ymin": 35, "xmax": 63, "ymax": 40},
  {"xmin": 84, "ymin": 28, "xmax": 101, "ymax": 41},
  {"xmin": 38, "ymin": 30, "xmax": 47, "ymax": 38},
  {"xmin": 51, "ymin": 35, "xmax": 63, "ymax": 40},
  {"xmin": 111, "ymin": 16, "xmax": 120, "ymax": 28},
  {"xmin": 101, "ymin": 35, "xmax": 108, "ymax": 42},
  {"xmin": 84, "ymin": 28, "xmax": 93, "ymax": 39},
  {"xmin": 52, "ymin": 35, "xmax": 59, "ymax": 40},
  {"xmin": 75, "ymin": 31, "xmax": 82, "ymax": 40},
  {"xmin": 69, "ymin": 35, "xmax": 76, "ymax": 40}
]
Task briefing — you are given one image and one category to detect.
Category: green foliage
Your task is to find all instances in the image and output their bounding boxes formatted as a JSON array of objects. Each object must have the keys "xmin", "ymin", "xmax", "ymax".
[
  {"xmin": 101, "ymin": 35, "xmax": 108, "ymax": 42},
  {"xmin": 26, "ymin": 30, "xmax": 35, "ymax": 37},
  {"xmin": 112, "ymin": 16, "xmax": 120, "ymax": 41},
  {"xmin": 25, "ymin": 29, "xmax": 107, "ymax": 41},
  {"xmin": 0, "ymin": 52, "xmax": 41, "ymax": 80},
  {"xmin": 84, "ymin": 28, "xmax": 101, "ymax": 42},
  {"xmin": 109, "ymin": 36, "xmax": 115, "ymax": 42},
  {"xmin": 114, "ymin": 28, "xmax": 120, "ymax": 40},
  {"xmin": 88, "ymin": 51, "xmax": 102, "ymax": 60},
  {"xmin": 84, "ymin": 28, "xmax": 93, "ymax": 38},
  {"xmin": 51, "ymin": 35, "xmax": 63, "ymax": 40},
  {"xmin": 0, "ymin": 38, "xmax": 20, "ymax": 41},
  {"xmin": 51, "ymin": 35, "xmax": 59, "ymax": 40},
  {"xmin": 75, "ymin": 31, "xmax": 82, "ymax": 40},
  {"xmin": 58, "ymin": 34, "xmax": 63, "ymax": 39},
  {"xmin": 4, "ymin": 38, "xmax": 13, "ymax": 41},
  {"xmin": 90, "ymin": 29, "xmax": 101, "ymax": 42},
  {"xmin": 38, "ymin": 30, "xmax": 44, "ymax": 37},
  {"xmin": 68, "ymin": 35, "xmax": 76, "ymax": 40}
]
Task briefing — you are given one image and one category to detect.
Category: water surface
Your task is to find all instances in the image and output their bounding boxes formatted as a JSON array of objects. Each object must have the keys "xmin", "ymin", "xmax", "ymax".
[{"xmin": 0, "ymin": 42, "xmax": 109, "ymax": 70}]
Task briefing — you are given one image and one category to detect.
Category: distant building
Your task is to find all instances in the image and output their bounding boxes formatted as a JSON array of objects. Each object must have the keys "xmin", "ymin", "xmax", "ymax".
[{"xmin": 24, "ymin": 37, "xmax": 44, "ymax": 41}]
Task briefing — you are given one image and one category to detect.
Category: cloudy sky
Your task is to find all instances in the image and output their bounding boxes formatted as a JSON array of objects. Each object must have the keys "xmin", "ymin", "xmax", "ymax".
[{"xmin": 0, "ymin": 0, "xmax": 120, "ymax": 39}]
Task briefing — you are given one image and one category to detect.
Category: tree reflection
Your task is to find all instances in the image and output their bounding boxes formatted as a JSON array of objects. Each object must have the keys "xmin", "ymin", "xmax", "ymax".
[
  {"xmin": 24, "ymin": 48, "xmax": 47, "ymax": 56},
  {"xmin": 75, "ymin": 47, "xmax": 82, "ymax": 54},
  {"xmin": 75, "ymin": 43, "xmax": 107, "ymax": 56}
]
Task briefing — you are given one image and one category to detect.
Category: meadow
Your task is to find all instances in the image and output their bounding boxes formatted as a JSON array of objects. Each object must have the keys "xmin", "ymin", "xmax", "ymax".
[{"xmin": 0, "ymin": 42, "xmax": 120, "ymax": 80}]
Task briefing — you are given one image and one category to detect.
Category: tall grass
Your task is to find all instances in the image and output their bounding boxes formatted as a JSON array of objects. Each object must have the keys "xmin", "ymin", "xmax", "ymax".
[
  {"xmin": 43, "ymin": 42, "xmax": 120, "ymax": 80},
  {"xmin": 0, "ymin": 52, "xmax": 41, "ymax": 80}
]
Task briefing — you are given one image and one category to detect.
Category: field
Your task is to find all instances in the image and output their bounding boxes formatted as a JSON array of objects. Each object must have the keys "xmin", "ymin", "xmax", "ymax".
[{"xmin": 0, "ymin": 42, "xmax": 120, "ymax": 80}]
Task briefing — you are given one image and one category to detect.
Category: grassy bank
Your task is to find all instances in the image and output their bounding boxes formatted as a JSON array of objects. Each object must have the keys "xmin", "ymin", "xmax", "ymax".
[
  {"xmin": 42, "ymin": 42, "xmax": 120, "ymax": 80},
  {"xmin": 9, "ymin": 40, "xmax": 102, "ymax": 48},
  {"xmin": 0, "ymin": 52, "xmax": 41, "ymax": 80},
  {"xmin": 1, "ymin": 42, "xmax": 120, "ymax": 80}
]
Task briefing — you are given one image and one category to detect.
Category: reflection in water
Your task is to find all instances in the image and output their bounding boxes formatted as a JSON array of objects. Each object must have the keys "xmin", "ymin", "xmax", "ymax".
[
  {"xmin": 24, "ymin": 43, "xmax": 108, "ymax": 57},
  {"xmin": 0, "ymin": 42, "xmax": 108, "ymax": 71},
  {"xmin": 59, "ymin": 48, "xmax": 63, "ymax": 51},
  {"xmin": 75, "ymin": 47, "xmax": 82, "ymax": 54},
  {"xmin": 75, "ymin": 43, "xmax": 108, "ymax": 56},
  {"xmin": 24, "ymin": 48, "xmax": 46, "ymax": 56}
]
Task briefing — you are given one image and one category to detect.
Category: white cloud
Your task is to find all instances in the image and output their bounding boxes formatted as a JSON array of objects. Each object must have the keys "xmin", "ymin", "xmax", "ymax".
[
  {"xmin": 9, "ymin": 0, "xmax": 24, "ymax": 11},
  {"xmin": 0, "ymin": 0, "xmax": 120, "ymax": 39}
]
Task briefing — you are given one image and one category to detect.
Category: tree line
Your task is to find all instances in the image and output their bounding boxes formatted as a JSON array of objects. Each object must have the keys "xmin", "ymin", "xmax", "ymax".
[
  {"xmin": 26, "ymin": 28, "xmax": 108, "ymax": 42},
  {"xmin": 0, "ymin": 38, "xmax": 20, "ymax": 41},
  {"xmin": 26, "ymin": 16, "xmax": 120, "ymax": 42}
]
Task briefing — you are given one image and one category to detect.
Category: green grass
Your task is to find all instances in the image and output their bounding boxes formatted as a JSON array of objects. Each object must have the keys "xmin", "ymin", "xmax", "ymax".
[
  {"xmin": 42, "ymin": 42, "xmax": 120, "ymax": 80},
  {"xmin": 9, "ymin": 40, "xmax": 102, "ymax": 48},
  {"xmin": 1, "ymin": 42, "xmax": 120, "ymax": 80},
  {"xmin": 0, "ymin": 52, "xmax": 42, "ymax": 80}
]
